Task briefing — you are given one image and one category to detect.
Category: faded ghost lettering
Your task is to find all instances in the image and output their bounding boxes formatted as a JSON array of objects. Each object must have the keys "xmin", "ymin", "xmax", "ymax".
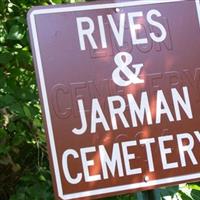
[
  {"xmin": 76, "ymin": 9, "xmax": 167, "ymax": 50},
  {"xmin": 51, "ymin": 68, "xmax": 200, "ymax": 119}
]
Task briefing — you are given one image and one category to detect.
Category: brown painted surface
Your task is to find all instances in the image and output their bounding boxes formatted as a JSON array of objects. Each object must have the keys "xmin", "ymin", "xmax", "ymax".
[{"xmin": 28, "ymin": 0, "xmax": 200, "ymax": 199}]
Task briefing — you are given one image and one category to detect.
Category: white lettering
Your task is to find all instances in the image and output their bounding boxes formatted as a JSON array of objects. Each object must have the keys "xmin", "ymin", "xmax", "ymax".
[
  {"xmin": 62, "ymin": 149, "xmax": 82, "ymax": 184},
  {"xmin": 91, "ymin": 98, "xmax": 110, "ymax": 133},
  {"xmin": 140, "ymin": 138, "xmax": 155, "ymax": 172},
  {"xmin": 107, "ymin": 13, "xmax": 125, "ymax": 46},
  {"xmin": 99, "ymin": 143, "xmax": 124, "ymax": 179},
  {"xmin": 76, "ymin": 17, "xmax": 97, "ymax": 51},
  {"xmin": 177, "ymin": 133, "xmax": 198, "ymax": 167},
  {"xmin": 147, "ymin": 9, "xmax": 167, "ymax": 43},
  {"xmin": 122, "ymin": 141, "xmax": 142, "ymax": 175},
  {"xmin": 172, "ymin": 87, "xmax": 193, "ymax": 121},
  {"xmin": 108, "ymin": 96, "xmax": 130, "ymax": 130},
  {"xmin": 80, "ymin": 147, "xmax": 101, "ymax": 182},
  {"xmin": 97, "ymin": 15, "xmax": 107, "ymax": 48},
  {"xmin": 158, "ymin": 135, "xmax": 178, "ymax": 169},
  {"xmin": 128, "ymin": 12, "xmax": 148, "ymax": 45},
  {"xmin": 127, "ymin": 92, "xmax": 152, "ymax": 127},
  {"xmin": 156, "ymin": 90, "xmax": 174, "ymax": 124},
  {"xmin": 72, "ymin": 99, "xmax": 87, "ymax": 135}
]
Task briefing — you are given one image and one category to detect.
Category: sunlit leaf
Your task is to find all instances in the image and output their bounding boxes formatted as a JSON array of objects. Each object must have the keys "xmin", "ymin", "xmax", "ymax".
[
  {"xmin": 7, "ymin": 25, "xmax": 25, "ymax": 40},
  {"xmin": 52, "ymin": 0, "xmax": 62, "ymax": 3},
  {"xmin": 23, "ymin": 105, "xmax": 32, "ymax": 119}
]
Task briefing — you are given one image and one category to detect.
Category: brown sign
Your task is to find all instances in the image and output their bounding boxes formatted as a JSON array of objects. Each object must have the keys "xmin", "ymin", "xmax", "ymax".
[{"xmin": 28, "ymin": 0, "xmax": 200, "ymax": 199}]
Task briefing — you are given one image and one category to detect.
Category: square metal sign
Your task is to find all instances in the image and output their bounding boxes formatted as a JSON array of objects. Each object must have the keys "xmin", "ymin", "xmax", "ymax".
[{"xmin": 28, "ymin": 0, "xmax": 200, "ymax": 199}]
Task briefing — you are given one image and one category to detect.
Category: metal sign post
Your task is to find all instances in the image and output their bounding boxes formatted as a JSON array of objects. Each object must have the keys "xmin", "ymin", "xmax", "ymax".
[{"xmin": 137, "ymin": 190, "xmax": 160, "ymax": 200}]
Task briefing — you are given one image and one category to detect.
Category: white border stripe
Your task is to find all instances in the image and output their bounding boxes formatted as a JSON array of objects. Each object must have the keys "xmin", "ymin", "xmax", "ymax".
[
  {"xmin": 29, "ymin": 1, "xmax": 200, "ymax": 199},
  {"xmin": 196, "ymin": 0, "xmax": 200, "ymax": 26},
  {"xmin": 30, "ymin": 0, "xmax": 183, "ymax": 15},
  {"xmin": 62, "ymin": 173, "xmax": 200, "ymax": 200},
  {"xmin": 30, "ymin": 12, "xmax": 63, "ymax": 198}
]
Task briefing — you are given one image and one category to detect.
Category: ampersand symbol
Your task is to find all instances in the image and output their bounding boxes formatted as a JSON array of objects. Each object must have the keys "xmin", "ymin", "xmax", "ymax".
[{"xmin": 112, "ymin": 52, "xmax": 144, "ymax": 87}]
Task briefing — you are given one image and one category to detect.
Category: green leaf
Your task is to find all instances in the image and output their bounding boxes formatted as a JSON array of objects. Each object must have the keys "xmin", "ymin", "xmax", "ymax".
[
  {"xmin": 39, "ymin": 175, "xmax": 46, "ymax": 182},
  {"xmin": 160, "ymin": 186, "xmax": 179, "ymax": 198},
  {"xmin": 178, "ymin": 191, "xmax": 193, "ymax": 200},
  {"xmin": 0, "ymin": 52, "xmax": 12, "ymax": 65},
  {"xmin": 0, "ymin": 25, "xmax": 7, "ymax": 43},
  {"xmin": 7, "ymin": 25, "xmax": 24, "ymax": 40},
  {"xmin": 33, "ymin": 118, "xmax": 42, "ymax": 128},
  {"xmin": 0, "ymin": 1, "xmax": 5, "ymax": 14},
  {"xmin": 0, "ymin": 145, "xmax": 10, "ymax": 155},
  {"xmin": 191, "ymin": 190, "xmax": 200, "ymax": 200},
  {"xmin": 10, "ymin": 103, "xmax": 24, "ymax": 116},
  {"xmin": 52, "ymin": 0, "xmax": 62, "ymax": 3},
  {"xmin": 23, "ymin": 105, "xmax": 32, "ymax": 119},
  {"xmin": 17, "ymin": 49, "xmax": 32, "ymax": 66},
  {"xmin": 187, "ymin": 183, "xmax": 200, "ymax": 191},
  {"xmin": 1, "ymin": 94, "xmax": 15, "ymax": 106}
]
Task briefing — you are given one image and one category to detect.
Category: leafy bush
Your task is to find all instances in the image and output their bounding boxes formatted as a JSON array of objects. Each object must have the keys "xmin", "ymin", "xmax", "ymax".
[
  {"xmin": 0, "ymin": 0, "xmax": 73, "ymax": 199},
  {"xmin": 0, "ymin": 0, "xmax": 200, "ymax": 200}
]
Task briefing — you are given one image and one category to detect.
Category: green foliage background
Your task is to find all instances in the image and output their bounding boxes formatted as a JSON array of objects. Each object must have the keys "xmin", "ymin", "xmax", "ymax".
[{"xmin": 0, "ymin": 0, "xmax": 200, "ymax": 199}]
